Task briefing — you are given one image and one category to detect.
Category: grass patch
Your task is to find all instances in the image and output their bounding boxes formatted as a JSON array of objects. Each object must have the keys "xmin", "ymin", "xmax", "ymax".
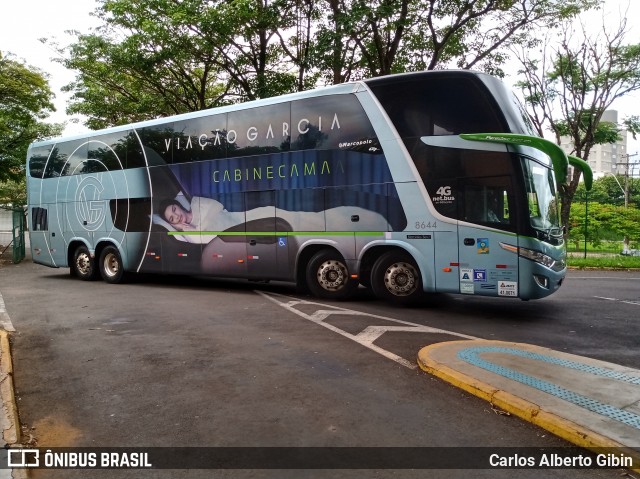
[{"xmin": 567, "ymin": 255, "xmax": 640, "ymax": 270}]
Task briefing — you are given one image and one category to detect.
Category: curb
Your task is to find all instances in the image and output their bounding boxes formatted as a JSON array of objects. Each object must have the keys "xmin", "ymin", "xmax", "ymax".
[
  {"xmin": 1, "ymin": 329, "xmax": 29, "ymax": 479},
  {"xmin": 417, "ymin": 341, "xmax": 640, "ymax": 473},
  {"xmin": 1, "ymin": 330, "xmax": 20, "ymax": 446}
]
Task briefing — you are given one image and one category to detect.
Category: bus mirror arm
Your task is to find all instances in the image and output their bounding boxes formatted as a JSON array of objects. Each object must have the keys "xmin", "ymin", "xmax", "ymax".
[
  {"xmin": 567, "ymin": 155, "xmax": 593, "ymax": 191},
  {"xmin": 459, "ymin": 133, "xmax": 569, "ymax": 188}
]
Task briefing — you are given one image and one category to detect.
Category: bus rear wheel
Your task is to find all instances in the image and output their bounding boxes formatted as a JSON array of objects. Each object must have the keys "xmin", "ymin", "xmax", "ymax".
[
  {"xmin": 72, "ymin": 245, "xmax": 98, "ymax": 281},
  {"xmin": 305, "ymin": 250, "xmax": 356, "ymax": 300},
  {"xmin": 371, "ymin": 251, "xmax": 423, "ymax": 305},
  {"xmin": 99, "ymin": 245, "xmax": 126, "ymax": 284}
]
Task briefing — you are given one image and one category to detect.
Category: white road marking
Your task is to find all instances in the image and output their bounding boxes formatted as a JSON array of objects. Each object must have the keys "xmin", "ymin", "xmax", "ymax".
[
  {"xmin": 256, "ymin": 291, "xmax": 478, "ymax": 369},
  {"xmin": 595, "ymin": 296, "xmax": 640, "ymax": 306}
]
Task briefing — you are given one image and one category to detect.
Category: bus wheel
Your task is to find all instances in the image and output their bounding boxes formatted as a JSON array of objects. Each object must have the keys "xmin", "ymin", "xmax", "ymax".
[
  {"xmin": 99, "ymin": 245, "xmax": 126, "ymax": 284},
  {"xmin": 73, "ymin": 245, "xmax": 98, "ymax": 281},
  {"xmin": 371, "ymin": 251, "xmax": 422, "ymax": 305},
  {"xmin": 305, "ymin": 250, "xmax": 356, "ymax": 300}
]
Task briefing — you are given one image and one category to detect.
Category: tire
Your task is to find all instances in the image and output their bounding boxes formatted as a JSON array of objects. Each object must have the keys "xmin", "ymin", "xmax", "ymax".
[
  {"xmin": 305, "ymin": 250, "xmax": 357, "ymax": 300},
  {"xmin": 99, "ymin": 245, "xmax": 126, "ymax": 284},
  {"xmin": 72, "ymin": 245, "xmax": 98, "ymax": 281},
  {"xmin": 371, "ymin": 251, "xmax": 423, "ymax": 305}
]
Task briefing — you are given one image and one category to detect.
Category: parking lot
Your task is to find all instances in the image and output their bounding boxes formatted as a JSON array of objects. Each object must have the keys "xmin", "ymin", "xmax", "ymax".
[{"xmin": 1, "ymin": 257, "xmax": 638, "ymax": 478}]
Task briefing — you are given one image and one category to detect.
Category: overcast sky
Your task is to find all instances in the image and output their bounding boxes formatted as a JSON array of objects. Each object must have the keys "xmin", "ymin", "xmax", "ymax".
[{"xmin": 1, "ymin": 0, "xmax": 638, "ymax": 156}]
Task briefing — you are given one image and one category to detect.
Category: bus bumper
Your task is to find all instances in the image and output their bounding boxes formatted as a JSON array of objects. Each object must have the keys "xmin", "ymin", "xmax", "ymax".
[{"xmin": 519, "ymin": 260, "xmax": 566, "ymax": 300}]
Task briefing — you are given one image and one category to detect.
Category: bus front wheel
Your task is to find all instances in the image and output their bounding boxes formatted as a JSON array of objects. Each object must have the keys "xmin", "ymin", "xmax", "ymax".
[
  {"xmin": 305, "ymin": 250, "xmax": 356, "ymax": 300},
  {"xmin": 99, "ymin": 245, "xmax": 126, "ymax": 284},
  {"xmin": 72, "ymin": 245, "xmax": 98, "ymax": 281},
  {"xmin": 371, "ymin": 251, "xmax": 423, "ymax": 305}
]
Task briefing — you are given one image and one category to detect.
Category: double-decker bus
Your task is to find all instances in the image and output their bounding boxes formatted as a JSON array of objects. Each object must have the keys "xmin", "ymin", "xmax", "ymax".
[{"xmin": 26, "ymin": 70, "xmax": 591, "ymax": 304}]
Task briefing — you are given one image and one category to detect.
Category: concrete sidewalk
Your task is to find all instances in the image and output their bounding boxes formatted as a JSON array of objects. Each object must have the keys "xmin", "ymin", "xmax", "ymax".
[
  {"xmin": 1, "ymin": 281, "xmax": 26, "ymax": 477},
  {"xmin": 418, "ymin": 340, "xmax": 640, "ymax": 471},
  {"xmin": 1, "ymin": 330, "xmax": 19, "ymax": 447},
  {"xmin": 1, "ymin": 329, "xmax": 27, "ymax": 479}
]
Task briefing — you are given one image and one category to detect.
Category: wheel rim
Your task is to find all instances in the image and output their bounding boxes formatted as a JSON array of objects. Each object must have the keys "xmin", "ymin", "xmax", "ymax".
[
  {"xmin": 103, "ymin": 252, "xmax": 119, "ymax": 278},
  {"xmin": 383, "ymin": 261, "xmax": 418, "ymax": 297},
  {"xmin": 316, "ymin": 259, "xmax": 348, "ymax": 292},
  {"xmin": 76, "ymin": 252, "xmax": 92, "ymax": 276}
]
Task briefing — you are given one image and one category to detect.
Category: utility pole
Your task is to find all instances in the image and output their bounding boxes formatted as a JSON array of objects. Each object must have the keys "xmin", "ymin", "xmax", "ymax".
[
  {"xmin": 620, "ymin": 152, "xmax": 637, "ymax": 253},
  {"xmin": 621, "ymin": 153, "xmax": 637, "ymax": 207}
]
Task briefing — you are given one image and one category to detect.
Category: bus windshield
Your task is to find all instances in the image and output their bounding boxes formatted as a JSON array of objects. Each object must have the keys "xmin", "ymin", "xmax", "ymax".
[{"xmin": 521, "ymin": 154, "xmax": 562, "ymax": 241}]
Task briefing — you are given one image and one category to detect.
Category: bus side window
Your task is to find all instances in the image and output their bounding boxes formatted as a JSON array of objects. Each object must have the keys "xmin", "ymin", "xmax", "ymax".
[
  {"xmin": 461, "ymin": 184, "xmax": 512, "ymax": 226},
  {"xmin": 32, "ymin": 207, "xmax": 48, "ymax": 231},
  {"xmin": 486, "ymin": 190, "xmax": 502, "ymax": 223}
]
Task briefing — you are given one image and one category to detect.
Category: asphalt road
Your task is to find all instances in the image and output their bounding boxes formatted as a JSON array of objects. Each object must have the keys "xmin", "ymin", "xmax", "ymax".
[{"xmin": 0, "ymin": 258, "xmax": 637, "ymax": 478}]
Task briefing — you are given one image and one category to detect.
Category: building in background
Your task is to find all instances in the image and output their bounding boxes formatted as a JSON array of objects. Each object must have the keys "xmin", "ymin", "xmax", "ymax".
[{"xmin": 559, "ymin": 110, "xmax": 635, "ymax": 179}]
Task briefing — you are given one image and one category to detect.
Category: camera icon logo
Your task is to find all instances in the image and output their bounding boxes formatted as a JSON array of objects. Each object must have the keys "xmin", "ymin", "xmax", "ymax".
[{"xmin": 6, "ymin": 449, "xmax": 39, "ymax": 468}]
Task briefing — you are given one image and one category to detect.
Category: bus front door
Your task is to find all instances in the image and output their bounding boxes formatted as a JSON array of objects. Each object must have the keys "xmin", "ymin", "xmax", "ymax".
[
  {"xmin": 433, "ymin": 228, "xmax": 459, "ymax": 293},
  {"xmin": 457, "ymin": 225, "xmax": 510, "ymax": 297},
  {"xmin": 457, "ymin": 182, "xmax": 518, "ymax": 298}
]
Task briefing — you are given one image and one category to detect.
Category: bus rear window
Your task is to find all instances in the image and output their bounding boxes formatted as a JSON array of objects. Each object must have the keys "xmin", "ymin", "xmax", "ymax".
[{"xmin": 28, "ymin": 146, "xmax": 53, "ymax": 178}]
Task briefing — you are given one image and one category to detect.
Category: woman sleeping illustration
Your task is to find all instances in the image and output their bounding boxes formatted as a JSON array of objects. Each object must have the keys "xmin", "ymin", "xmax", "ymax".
[{"xmin": 159, "ymin": 196, "xmax": 388, "ymax": 244}]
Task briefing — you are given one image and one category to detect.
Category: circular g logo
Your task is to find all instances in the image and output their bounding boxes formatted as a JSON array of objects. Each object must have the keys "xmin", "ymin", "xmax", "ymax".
[{"xmin": 75, "ymin": 176, "xmax": 106, "ymax": 231}]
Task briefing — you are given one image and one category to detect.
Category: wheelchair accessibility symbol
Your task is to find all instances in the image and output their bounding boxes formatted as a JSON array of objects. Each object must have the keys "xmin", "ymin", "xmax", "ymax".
[{"xmin": 278, "ymin": 237, "xmax": 287, "ymax": 247}]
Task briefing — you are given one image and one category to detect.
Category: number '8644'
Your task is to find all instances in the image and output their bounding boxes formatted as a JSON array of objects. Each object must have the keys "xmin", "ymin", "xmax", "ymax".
[{"xmin": 414, "ymin": 221, "xmax": 436, "ymax": 229}]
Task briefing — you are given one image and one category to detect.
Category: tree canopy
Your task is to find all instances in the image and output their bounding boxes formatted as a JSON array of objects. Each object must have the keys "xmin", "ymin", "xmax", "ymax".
[
  {"xmin": 513, "ymin": 10, "xmax": 640, "ymax": 229},
  {"xmin": 57, "ymin": 0, "xmax": 597, "ymax": 129},
  {"xmin": 0, "ymin": 52, "xmax": 62, "ymax": 204},
  {"xmin": 573, "ymin": 174, "xmax": 640, "ymax": 207}
]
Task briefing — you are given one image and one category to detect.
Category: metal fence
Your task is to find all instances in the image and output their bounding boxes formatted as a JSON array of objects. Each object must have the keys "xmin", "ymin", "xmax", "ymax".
[{"xmin": 0, "ymin": 207, "xmax": 25, "ymax": 263}]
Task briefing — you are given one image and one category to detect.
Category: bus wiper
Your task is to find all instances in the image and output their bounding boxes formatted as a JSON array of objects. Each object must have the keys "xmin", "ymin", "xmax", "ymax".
[
  {"xmin": 535, "ymin": 228, "xmax": 550, "ymax": 242},
  {"xmin": 548, "ymin": 227, "xmax": 564, "ymax": 238},
  {"xmin": 534, "ymin": 226, "xmax": 562, "ymax": 242}
]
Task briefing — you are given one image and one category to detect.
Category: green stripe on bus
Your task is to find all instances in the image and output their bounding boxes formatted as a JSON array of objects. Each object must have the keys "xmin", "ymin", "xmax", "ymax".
[{"xmin": 167, "ymin": 231, "xmax": 385, "ymax": 237}]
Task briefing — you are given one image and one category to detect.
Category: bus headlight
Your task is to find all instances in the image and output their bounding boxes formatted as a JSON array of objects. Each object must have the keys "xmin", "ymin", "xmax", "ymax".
[
  {"xmin": 518, "ymin": 247, "xmax": 556, "ymax": 268},
  {"xmin": 500, "ymin": 243, "xmax": 565, "ymax": 271}
]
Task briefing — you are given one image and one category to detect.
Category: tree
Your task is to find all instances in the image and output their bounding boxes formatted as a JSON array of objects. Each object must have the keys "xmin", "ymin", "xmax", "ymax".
[
  {"xmin": 311, "ymin": 0, "xmax": 597, "ymax": 84},
  {"xmin": 60, "ymin": 0, "xmax": 231, "ymax": 129},
  {"xmin": 574, "ymin": 174, "xmax": 639, "ymax": 207},
  {"xmin": 569, "ymin": 200, "xmax": 640, "ymax": 251},
  {"xmin": 513, "ymin": 9, "xmax": 640, "ymax": 232},
  {"xmin": 60, "ymin": 0, "xmax": 597, "ymax": 128},
  {"xmin": 58, "ymin": 0, "xmax": 312, "ymax": 129},
  {"xmin": 0, "ymin": 178, "xmax": 27, "ymax": 207},
  {"xmin": 0, "ymin": 52, "xmax": 62, "ymax": 204}
]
